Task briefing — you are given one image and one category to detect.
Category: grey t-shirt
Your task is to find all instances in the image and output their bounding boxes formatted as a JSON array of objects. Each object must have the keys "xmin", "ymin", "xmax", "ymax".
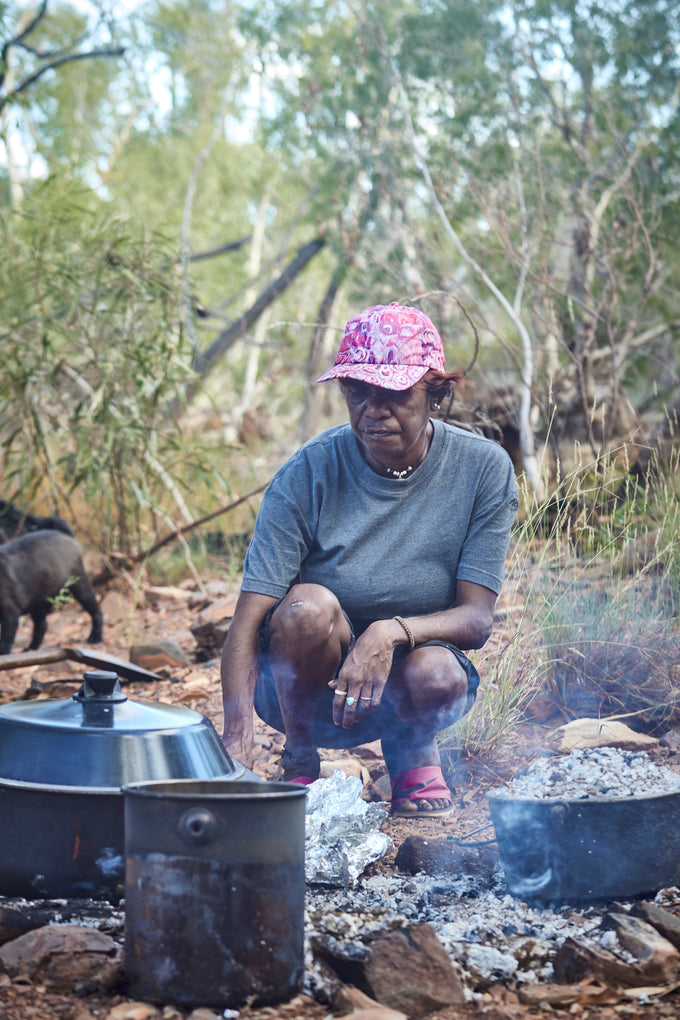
[{"xmin": 242, "ymin": 418, "xmax": 518, "ymax": 630}]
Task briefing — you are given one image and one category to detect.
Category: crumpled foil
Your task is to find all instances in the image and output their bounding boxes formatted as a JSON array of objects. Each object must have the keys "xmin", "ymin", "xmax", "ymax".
[{"xmin": 304, "ymin": 769, "xmax": 391, "ymax": 886}]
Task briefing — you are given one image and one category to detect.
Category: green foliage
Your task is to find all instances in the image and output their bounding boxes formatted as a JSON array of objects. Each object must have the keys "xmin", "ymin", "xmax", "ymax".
[
  {"xmin": 0, "ymin": 176, "xmax": 193, "ymax": 551},
  {"xmin": 47, "ymin": 574, "xmax": 79, "ymax": 610}
]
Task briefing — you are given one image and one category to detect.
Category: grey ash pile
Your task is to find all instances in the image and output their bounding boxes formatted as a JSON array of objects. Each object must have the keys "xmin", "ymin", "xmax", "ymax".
[{"xmin": 491, "ymin": 747, "xmax": 680, "ymax": 800}]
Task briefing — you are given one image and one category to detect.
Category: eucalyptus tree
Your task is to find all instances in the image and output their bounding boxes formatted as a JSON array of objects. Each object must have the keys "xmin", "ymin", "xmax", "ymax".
[
  {"xmin": 238, "ymin": 0, "xmax": 680, "ymax": 480},
  {"xmin": 0, "ymin": 1, "xmax": 125, "ymax": 205}
]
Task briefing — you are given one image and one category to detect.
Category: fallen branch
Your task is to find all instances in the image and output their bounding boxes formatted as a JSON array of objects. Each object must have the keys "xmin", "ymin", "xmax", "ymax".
[{"xmin": 91, "ymin": 482, "xmax": 268, "ymax": 585}]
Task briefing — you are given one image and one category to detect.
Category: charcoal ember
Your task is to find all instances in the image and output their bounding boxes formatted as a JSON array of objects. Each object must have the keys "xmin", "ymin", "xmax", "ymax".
[
  {"xmin": 0, "ymin": 899, "xmax": 124, "ymax": 947},
  {"xmin": 394, "ymin": 835, "xmax": 499, "ymax": 883}
]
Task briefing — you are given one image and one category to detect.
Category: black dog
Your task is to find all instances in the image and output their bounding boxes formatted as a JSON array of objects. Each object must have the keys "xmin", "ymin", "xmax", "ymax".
[
  {"xmin": 0, "ymin": 499, "xmax": 74, "ymax": 542},
  {"xmin": 0, "ymin": 530, "xmax": 103, "ymax": 655}
]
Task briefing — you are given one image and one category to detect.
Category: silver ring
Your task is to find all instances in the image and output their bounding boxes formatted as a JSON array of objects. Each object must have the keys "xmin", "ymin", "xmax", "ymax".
[
  {"xmin": 346, "ymin": 696, "xmax": 355, "ymax": 706},
  {"xmin": 359, "ymin": 695, "xmax": 371, "ymax": 700},
  {"xmin": 335, "ymin": 690, "xmax": 347, "ymax": 697}
]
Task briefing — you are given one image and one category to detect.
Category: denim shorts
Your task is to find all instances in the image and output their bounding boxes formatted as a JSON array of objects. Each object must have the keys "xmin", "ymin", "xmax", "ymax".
[{"xmin": 253, "ymin": 599, "xmax": 480, "ymax": 749}]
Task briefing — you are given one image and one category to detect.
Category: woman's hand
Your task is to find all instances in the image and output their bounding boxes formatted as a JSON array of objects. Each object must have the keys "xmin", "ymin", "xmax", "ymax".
[
  {"xmin": 220, "ymin": 590, "xmax": 277, "ymax": 766},
  {"xmin": 329, "ymin": 619, "xmax": 403, "ymax": 728}
]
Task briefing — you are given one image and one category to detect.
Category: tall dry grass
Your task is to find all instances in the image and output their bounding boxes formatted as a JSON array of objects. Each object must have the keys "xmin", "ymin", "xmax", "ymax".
[{"xmin": 439, "ymin": 440, "xmax": 680, "ymax": 768}]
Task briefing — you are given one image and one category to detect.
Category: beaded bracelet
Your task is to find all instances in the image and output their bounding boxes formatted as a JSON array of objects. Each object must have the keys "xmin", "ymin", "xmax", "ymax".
[{"xmin": 394, "ymin": 615, "xmax": 416, "ymax": 651}]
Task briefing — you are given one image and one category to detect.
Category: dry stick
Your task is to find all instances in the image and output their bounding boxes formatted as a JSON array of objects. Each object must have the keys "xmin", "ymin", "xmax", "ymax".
[
  {"xmin": 90, "ymin": 482, "xmax": 269, "ymax": 586},
  {"xmin": 136, "ymin": 482, "xmax": 269, "ymax": 560}
]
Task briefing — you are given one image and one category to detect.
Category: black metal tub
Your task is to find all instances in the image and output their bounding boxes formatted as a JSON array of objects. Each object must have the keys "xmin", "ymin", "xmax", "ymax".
[{"xmin": 486, "ymin": 788, "xmax": 680, "ymax": 904}]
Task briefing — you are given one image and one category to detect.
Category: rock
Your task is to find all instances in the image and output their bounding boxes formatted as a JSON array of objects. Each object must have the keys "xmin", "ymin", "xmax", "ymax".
[
  {"xmin": 369, "ymin": 774, "xmax": 392, "ymax": 803},
  {"xmin": 549, "ymin": 718, "xmax": 659, "ymax": 753},
  {"xmin": 319, "ymin": 758, "xmax": 371, "ymax": 785},
  {"xmin": 661, "ymin": 727, "xmax": 680, "ymax": 752},
  {"xmin": 345, "ymin": 1009, "xmax": 408, "ymax": 1020},
  {"xmin": 106, "ymin": 1004, "xmax": 162, "ymax": 1020},
  {"xmin": 363, "ymin": 923, "xmax": 465, "ymax": 1016},
  {"xmin": 394, "ymin": 834, "xmax": 499, "ymax": 881},
  {"xmin": 463, "ymin": 944, "xmax": 518, "ymax": 986},
  {"xmin": 333, "ymin": 985, "xmax": 407, "ymax": 1018},
  {"xmin": 0, "ymin": 924, "xmax": 123, "ymax": 991},
  {"xmin": 517, "ymin": 983, "xmax": 588, "ymax": 1007},
  {"xmin": 553, "ymin": 935, "xmax": 651, "ymax": 988},
  {"xmin": 630, "ymin": 901, "xmax": 680, "ymax": 950},
  {"xmin": 190, "ymin": 594, "xmax": 239, "ymax": 658},
  {"xmin": 129, "ymin": 641, "xmax": 191, "ymax": 671},
  {"xmin": 606, "ymin": 913, "xmax": 680, "ymax": 984}
]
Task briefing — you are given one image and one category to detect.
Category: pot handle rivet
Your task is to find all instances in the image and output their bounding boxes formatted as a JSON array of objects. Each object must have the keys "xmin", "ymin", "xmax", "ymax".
[
  {"xmin": 179, "ymin": 807, "xmax": 217, "ymax": 845},
  {"xmin": 550, "ymin": 803, "xmax": 569, "ymax": 821}
]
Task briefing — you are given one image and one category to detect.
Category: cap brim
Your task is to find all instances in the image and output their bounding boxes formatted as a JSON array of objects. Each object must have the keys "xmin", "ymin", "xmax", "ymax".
[{"xmin": 316, "ymin": 363, "xmax": 430, "ymax": 390}]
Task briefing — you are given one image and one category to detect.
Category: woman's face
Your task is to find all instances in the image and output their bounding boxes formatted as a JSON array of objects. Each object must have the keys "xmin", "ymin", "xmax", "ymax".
[{"xmin": 342, "ymin": 380, "xmax": 433, "ymax": 471}]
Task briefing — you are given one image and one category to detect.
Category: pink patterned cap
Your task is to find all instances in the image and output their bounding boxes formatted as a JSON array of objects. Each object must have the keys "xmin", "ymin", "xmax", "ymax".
[{"xmin": 317, "ymin": 302, "xmax": 445, "ymax": 390}]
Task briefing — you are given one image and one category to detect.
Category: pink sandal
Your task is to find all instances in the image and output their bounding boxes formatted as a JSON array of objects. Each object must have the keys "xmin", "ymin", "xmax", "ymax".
[{"xmin": 390, "ymin": 766, "xmax": 454, "ymax": 818}]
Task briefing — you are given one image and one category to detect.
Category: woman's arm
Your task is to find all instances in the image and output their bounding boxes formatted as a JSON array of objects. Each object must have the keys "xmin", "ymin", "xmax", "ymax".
[
  {"xmin": 389, "ymin": 580, "xmax": 497, "ymax": 651},
  {"xmin": 220, "ymin": 590, "xmax": 277, "ymax": 767},
  {"xmin": 332, "ymin": 580, "xmax": 497, "ymax": 722}
]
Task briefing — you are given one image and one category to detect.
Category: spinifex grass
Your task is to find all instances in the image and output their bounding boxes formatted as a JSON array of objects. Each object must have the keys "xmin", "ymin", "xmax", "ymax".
[{"xmin": 439, "ymin": 441, "xmax": 680, "ymax": 765}]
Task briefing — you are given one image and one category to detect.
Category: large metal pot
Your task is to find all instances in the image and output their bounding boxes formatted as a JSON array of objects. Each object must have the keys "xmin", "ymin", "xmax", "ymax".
[
  {"xmin": 0, "ymin": 670, "xmax": 243, "ymax": 899},
  {"xmin": 124, "ymin": 779, "xmax": 306, "ymax": 1008},
  {"xmin": 486, "ymin": 788, "xmax": 680, "ymax": 904}
]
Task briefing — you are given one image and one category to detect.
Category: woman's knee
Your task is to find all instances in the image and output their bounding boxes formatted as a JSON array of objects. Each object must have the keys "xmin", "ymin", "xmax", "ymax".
[
  {"xmin": 388, "ymin": 646, "xmax": 469, "ymax": 723},
  {"xmin": 269, "ymin": 584, "xmax": 347, "ymax": 649}
]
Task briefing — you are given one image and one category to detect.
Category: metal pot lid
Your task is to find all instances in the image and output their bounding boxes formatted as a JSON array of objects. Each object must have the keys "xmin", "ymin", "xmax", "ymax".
[{"xmin": 0, "ymin": 671, "xmax": 235, "ymax": 788}]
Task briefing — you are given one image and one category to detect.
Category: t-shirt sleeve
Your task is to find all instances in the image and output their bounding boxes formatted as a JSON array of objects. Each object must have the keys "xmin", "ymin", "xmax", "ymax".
[
  {"xmin": 241, "ymin": 453, "xmax": 317, "ymax": 599},
  {"xmin": 456, "ymin": 446, "xmax": 519, "ymax": 594}
]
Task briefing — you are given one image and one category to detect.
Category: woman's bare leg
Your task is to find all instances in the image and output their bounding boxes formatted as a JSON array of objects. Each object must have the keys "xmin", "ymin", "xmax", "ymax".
[
  {"xmin": 267, "ymin": 583, "xmax": 351, "ymax": 768},
  {"xmin": 381, "ymin": 645, "xmax": 470, "ymax": 812}
]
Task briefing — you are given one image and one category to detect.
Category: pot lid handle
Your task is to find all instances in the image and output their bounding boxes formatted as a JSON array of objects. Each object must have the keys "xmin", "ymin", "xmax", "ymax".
[{"xmin": 74, "ymin": 670, "xmax": 128, "ymax": 704}]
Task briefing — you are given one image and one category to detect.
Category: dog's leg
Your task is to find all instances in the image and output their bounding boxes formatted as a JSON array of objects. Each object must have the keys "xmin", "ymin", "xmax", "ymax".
[
  {"xmin": 0, "ymin": 612, "xmax": 20, "ymax": 655},
  {"xmin": 28, "ymin": 606, "xmax": 49, "ymax": 650},
  {"xmin": 70, "ymin": 576, "xmax": 103, "ymax": 644}
]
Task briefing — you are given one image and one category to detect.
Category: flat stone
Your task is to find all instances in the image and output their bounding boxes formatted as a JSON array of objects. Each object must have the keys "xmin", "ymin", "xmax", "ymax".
[
  {"xmin": 333, "ymin": 985, "xmax": 403, "ymax": 1015},
  {"xmin": 319, "ymin": 758, "xmax": 371, "ymax": 785},
  {"xmin": 553, "ymin": 935, "xmax": 647, "ymax": 988},
  {"xmin": 607, "ymin": 913, "xmax": 680, "ymax": 984},
  {"xmin": 549, "ymin": 718, "xmax": 659, "ymax": 752},
  {"xmin": 106, "ymin": 1004, "xmax": 162, "ymax": 1020},
  {"xmin": 661, "ymin": 727, "xmax": 680, "ymax": 752},
  {"xmin": 363, "ymin": 923, "xmax": 465, "ymax": 1015},
  {"xmin": 0, "ymin": 900, "xmax": 122, "ymax": 948},
  {"xmin": 129, "ymin": 641, "xmax": 191, "ymax": 671},
  {"xmin": 630, "ymin": 901, "xmax": 680, "ymax": 950},
  {"xmin": 0, "ymin": 924, "xmax": 122, "ymax": 991}
]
